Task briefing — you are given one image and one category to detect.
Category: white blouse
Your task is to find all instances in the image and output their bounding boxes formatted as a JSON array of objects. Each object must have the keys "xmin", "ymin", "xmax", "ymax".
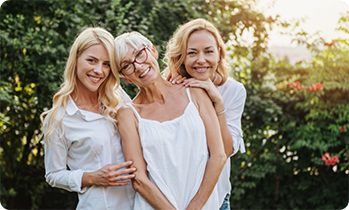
[
  {"xmin": 216, "ymin": 78, "xmax": 247, "ymax": 205},
  {"xmin": 44, "ymin": 87, "xmax": 134, "ymax": 210},
  {"xmin": 128, "ymin": 88, "xmax": 220, "ymax": 210}
]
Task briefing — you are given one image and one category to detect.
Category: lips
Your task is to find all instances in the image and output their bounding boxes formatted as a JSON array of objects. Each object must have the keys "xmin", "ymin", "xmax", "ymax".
[
  {"xmin": 88, "ymin": 75, "xmax": 102, "ymax": 83},
  {"xmin": 194, "ymin": 67, "xmax": 209, "ymax": 73},
  {"xmin": 139, "ymin": 67, "xmax": 150, "ymax": 78}
]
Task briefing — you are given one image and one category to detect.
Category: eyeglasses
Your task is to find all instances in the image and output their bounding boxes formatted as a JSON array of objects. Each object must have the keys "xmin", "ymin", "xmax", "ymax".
[{"xmin": 119, "ymin": 47, "xmax": 148, "ymax": 76}]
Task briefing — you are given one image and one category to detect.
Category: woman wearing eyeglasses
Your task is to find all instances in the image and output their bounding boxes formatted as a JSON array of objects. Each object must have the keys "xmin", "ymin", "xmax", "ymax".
[{"xmin": 114, "ymin": 31, "xmax": 227, "ymax": 210}]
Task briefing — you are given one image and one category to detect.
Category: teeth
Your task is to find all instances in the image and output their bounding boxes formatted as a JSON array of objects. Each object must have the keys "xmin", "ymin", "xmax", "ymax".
[
  {"xmin": 89, "ymin": 76, "xmax": 101, "ymax": 82},
  {"xmin": 140, "ymin": 68, "xmax": 150, "ymax": 78},
  {"xmin": 195, "ymin": 67, "xmax": 208, "ymax": 71}
]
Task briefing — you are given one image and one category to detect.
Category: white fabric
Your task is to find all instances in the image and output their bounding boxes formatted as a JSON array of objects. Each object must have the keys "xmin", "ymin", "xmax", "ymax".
[
  {"xmin": 44, "ymin": 87, "xmax": 135, "ymax": 210},
  {"xmin": 127, "ymin": 88, "xmax": 220, "ymax": 210},
  {"xmin": 215, "ymin": 78, "xmax": 247, "ymax": 205}
]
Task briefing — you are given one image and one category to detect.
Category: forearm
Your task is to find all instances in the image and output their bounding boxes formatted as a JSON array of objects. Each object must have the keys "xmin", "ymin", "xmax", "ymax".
[
  {"xmin": 133, "ymin": 176, "xmax": 176, "ymax": 210},
  {"xmin": 214, "ymin": 101, "xmax": 234, "ymax": 156},
  {"xmin": 187, "ymin": 153, "xmax": 227, "ymax": 209}
]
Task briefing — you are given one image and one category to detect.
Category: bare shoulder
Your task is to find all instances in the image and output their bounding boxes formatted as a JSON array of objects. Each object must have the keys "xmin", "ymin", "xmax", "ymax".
[
  {"xmin": 189, "ymin": 87, "xmax": 211, "ymax": 103},
  {"xmin": 116, "ymin": 104, "xmax": 136, "ymax": 123}
]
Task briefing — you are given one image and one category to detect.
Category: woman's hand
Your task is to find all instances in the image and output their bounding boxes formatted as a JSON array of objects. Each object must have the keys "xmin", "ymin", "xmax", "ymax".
[
  {"xmin": 82, "ymin": 161, "xmax": 136, "ymax": 188},
  {"xmin": 167, "ymin": 72, "xmax": 224, "ymax": 112},
  {"xmin": 183, "ymin": 78, "xmax": 224, "ymax": 110},
  {"xmin": 166, "ymin": 72, "xmax": 187, "ymax": 84}
]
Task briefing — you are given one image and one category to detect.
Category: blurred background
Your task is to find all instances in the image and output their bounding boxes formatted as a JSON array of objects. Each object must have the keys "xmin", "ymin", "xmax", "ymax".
[{"xmin": 1, "ymin": 0, "xmax": 348, "ymax": 209}]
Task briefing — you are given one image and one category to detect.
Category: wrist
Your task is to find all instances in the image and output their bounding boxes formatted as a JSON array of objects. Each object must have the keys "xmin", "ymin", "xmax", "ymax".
[
  {"xmin": 214, "ymin": 102, "xmax": 225, "ymax": 116},
  {"xmin": 82, "ymin": 172, "xmax": 94, "ymax": 188}
]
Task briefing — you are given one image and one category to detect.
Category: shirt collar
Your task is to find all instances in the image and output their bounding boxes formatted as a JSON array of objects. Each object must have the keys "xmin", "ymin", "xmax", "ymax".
[{"xmin": 67, "ymin": 96, "xmax": 105, "ymax": 121}]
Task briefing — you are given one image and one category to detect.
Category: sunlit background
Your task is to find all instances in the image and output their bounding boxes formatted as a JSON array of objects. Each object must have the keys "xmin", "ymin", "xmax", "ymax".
[{"xmin": 255, "ymin": 0, "xmax": 349, "ymax": 63}]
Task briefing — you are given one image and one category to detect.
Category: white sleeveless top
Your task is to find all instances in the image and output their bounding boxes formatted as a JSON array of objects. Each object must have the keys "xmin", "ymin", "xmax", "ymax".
[{"xmin": 127, "ymin": 88, "xmax": 219, "ymax": 210}]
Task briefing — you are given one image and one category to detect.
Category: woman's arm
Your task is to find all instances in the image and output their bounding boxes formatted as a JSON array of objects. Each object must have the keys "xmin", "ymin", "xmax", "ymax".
[
  {"xmin": 117, "ymin": 106, "xmax": 176, "ymax": 210},
  {"xmin": 186, "ymin": 88, "xmax": 227, "ymax": 210},
  {"xmin": 44, "ymin": 125, "xmax": 135, "ymax": 192}
]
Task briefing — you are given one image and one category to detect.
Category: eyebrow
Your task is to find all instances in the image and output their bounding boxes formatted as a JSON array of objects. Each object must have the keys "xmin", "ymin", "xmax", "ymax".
[
  {"xmin": 120, "ymin": 48, "xmax": 138, "ymax": 65},
  {"xmin": 87, "ymin": 55, "xmax": 110, "ymax": 63},
  {"xmin": 86, "ymin": 55, "xmax": 99, "ymax": 61},
  {"xmin": 187, "ymin": 46, "xmax": 215, "ymax": 50}
]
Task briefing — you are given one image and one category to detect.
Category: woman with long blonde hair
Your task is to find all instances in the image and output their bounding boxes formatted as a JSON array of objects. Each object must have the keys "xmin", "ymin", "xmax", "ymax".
[
  {"xmin": 40, "ymin": 27, "xmax": 135, "ymax": 209},
  {"xmin": 164, "ymin": 18, "xmax": 247, "ymax": 210}
]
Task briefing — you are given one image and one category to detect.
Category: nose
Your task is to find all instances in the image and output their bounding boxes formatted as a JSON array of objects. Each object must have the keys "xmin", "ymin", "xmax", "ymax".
[
  {"xmin": 94, "ymin": 63, "xmax": 103, "ymax": 74},
  {"xmin": 133, "ymin": 62, "xmax": 144, "ymax": 72},
  {"xmin": 197, "ymin": 52, "xmax": 206, "ymax": 63}
]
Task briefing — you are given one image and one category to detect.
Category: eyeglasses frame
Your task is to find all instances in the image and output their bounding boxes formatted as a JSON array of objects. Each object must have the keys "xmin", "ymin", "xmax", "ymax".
[{"xmin": 119, "ymin": 47, "xmax": 148, "ymax": 76}]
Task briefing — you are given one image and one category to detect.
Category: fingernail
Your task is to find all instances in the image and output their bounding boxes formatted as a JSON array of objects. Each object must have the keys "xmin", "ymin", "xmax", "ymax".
[{"xmin": 127, "ymin": 161, "xmax": 133, "ymax": 164}]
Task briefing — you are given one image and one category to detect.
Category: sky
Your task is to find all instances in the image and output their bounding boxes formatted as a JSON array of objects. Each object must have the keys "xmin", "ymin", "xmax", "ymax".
[{"xmin": 254, "ymin": 0, "xmax": 349, "ymax": 47}]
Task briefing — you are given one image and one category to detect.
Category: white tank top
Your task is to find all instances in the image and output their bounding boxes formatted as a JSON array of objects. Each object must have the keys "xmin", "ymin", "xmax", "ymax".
[{"xmin": 127, "ymin": 88, "xmax": 219, "ymax": 210}]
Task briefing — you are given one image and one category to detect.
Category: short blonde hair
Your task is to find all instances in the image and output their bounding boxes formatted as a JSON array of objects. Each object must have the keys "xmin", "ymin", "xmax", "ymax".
[
  {"xmin": 40, "ymin": 27, "xmax": 120, "ymax": 144},
  {"xmin": 114, "ymin": 31, "xmax": 153, "ymax": 73},
  {"xmin": 163, "ymin": 18, "xmax": 230, "ymax": 86}
]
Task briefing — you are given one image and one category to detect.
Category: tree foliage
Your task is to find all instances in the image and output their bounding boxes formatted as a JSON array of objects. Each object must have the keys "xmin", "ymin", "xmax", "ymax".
[{"xmin": 229, "ymin": 13, "xmax": 349, "ymax": 209}]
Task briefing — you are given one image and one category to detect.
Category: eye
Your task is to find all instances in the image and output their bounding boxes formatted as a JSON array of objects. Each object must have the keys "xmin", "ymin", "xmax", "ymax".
[
  {"xmin": 136, "ymin": 49, "xmax": 145, "ymax": 58},
  {"xmin": 206, "ymin": 50, "xmax": 214, "ymax": 53},
  {"xmin": 87, "ymin": 59, "xmax": 95, "ymax": 63},
  {"xmin": 121, "ymin": 63, "xmax": 130, "ymax": 70},
  {"xmin": 187, "ymin": 51, "xmax": 196, "ymax": 55},
  {"xmin": 103, "ymin": 62, "xmax": 110, "ymax": 67}
]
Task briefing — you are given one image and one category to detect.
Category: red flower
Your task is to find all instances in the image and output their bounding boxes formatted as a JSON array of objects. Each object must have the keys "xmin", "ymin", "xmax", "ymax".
[
  {"xmin": 267, "ymin": 16, "xmax": 275, "ymax": 22},
  {"xmin": 321, "ymin": 153, "xmax": 339, "ymax": 166},
  {"xmin": 315, "ymin": 82, "xmax": 323, "ymax": 91},
  {"xmin": 325, "ymin": 160, "xmax": 332, "ymax": 166},
  {"xmin": 290, "ymin": 81, "xmax": 300, "ymax": 87},
  {"xmin": 330, "ymin": 156, "xmax": 339, "ymax": 165},
  {"xmin": 340, "ymin": 126, "xmax": 345, "ymax": 132},
  {"xmin": 323, "ymin": 39, "xmax": 336, "ymax": 46}
]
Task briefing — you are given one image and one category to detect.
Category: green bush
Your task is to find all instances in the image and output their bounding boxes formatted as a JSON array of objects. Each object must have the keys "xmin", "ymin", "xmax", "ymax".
[{"xmin": 230, "ymin": 14, "xmax": 349, "ymax": 209}]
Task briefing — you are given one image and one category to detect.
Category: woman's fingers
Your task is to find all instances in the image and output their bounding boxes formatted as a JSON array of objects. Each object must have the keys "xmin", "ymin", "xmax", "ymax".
[
  {"xmin": 166, "ymin": 72, "xmax": 172, "ymax": 81},
  {"xmin": 175, "ymin": 76, "xmax": 187, "ymax": 84},
  {"xmin": 170, "ymin": 74, "xmax": 184, "ymax": 84}
]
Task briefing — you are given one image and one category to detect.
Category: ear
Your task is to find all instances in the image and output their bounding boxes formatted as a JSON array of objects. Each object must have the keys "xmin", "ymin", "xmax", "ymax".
[{"xmin": 151, "ymin": 45, "xmax": 159, "ymax": 60}]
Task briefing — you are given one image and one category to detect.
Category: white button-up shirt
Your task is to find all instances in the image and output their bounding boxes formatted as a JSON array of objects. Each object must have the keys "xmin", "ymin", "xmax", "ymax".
[
  {"xmin": 216, "ymin": 78, "xmax": 247, "ymax": 205},
  {"xmin": 44, "ymin": 87, "xmax": 135, "ymax": 210}
]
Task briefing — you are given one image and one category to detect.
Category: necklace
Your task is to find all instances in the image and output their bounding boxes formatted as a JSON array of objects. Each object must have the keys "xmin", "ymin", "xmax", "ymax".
[{"xmin": 75, "ymin": 101, "xmax": 100, "ymax": 112}]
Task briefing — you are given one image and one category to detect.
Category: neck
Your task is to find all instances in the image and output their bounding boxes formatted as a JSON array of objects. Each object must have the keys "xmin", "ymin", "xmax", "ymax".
[
  {"xmin": 134, "ymin": 77, "xmax": 174, "ymax": 104},
  {"xmin": 71, "ymin": 90, "xmax": 99, "ymax": 106}
]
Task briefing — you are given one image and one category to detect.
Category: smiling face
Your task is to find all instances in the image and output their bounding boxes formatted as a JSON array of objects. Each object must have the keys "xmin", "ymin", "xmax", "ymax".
[
  {"xmin": 76, "ymin": 44, "xmax": 110, "ymax": 94},
  {"xmin": 183, "ymin": 30, "xmax": 220, "ymax": 81},
  {"xmin": 120, "ymin": 44, "xmax": 159, "ymax": 87}
]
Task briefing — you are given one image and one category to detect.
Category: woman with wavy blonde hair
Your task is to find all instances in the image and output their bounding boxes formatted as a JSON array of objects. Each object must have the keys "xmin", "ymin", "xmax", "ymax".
[
  {"xmin": 40, "ymin": 27, "xmax": 135, "ymax": 210},
  {"xmin": 164, "ymin": 18, "xmax": 247, "ymax": 210}
]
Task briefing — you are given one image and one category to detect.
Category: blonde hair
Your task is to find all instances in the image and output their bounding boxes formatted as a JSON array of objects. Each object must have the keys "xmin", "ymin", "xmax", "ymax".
[
  {"xmin": 114, "ymin": 31, "xmax": 153, "ymax": 72},
  {"xmin": 163, "ymin": 18, "xmax": 230, "ymax": 86},
  {"xmin": 40, "ymin": 27, "xmax": 120, "ymax": 144}
]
